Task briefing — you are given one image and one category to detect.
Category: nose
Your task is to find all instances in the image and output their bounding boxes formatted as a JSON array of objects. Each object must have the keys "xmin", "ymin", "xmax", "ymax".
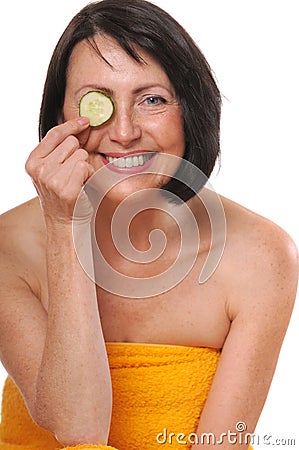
[{"xmin": 108, "ymin": 104, "xmax": 141, "ymax": 147}]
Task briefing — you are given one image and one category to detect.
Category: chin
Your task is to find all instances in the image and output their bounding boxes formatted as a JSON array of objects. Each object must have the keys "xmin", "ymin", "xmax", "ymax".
[{"xmin": 105, "ymin": 175, "xmax": 167, "ymax": 203}]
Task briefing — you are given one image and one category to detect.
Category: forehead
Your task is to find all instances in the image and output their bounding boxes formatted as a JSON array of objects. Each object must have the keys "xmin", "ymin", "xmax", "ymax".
[{"xmin": 67, "ymin": 35, "xmax": 172, "ymax": 88}]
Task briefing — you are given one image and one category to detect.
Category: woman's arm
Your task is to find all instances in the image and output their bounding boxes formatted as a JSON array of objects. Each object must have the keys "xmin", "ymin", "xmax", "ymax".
[
  {"xmin": 35, "ymin": 222, "xmax": 112, "ymax": 445},
  {"xmin": 0, "ymin": 118, "xmax": 112, "ymax": 446},
  {"xmin": 192, "ymin": 221, "xmax": 298, "ymax": 449}
]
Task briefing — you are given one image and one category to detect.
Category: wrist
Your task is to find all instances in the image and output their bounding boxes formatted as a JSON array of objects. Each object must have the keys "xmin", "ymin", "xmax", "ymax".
[{"xmin": 45, "ymin": 219, "xmax": 74, "ymax": 239}]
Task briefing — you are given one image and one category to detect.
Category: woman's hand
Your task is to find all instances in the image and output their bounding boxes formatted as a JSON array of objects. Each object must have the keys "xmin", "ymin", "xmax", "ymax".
[{"xmin": 25, "ymin": 117, "xmax": 94, "ymax": 226}]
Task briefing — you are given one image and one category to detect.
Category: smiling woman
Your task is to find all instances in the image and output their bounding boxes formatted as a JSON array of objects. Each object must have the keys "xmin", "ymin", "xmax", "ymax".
[
  {"xmin": 0, "ymin": 1, "xmax": 298, "ymax": 450},
  {"xmin": 59, "ymin": 35, "xmax": 185, "ymax": 197}
]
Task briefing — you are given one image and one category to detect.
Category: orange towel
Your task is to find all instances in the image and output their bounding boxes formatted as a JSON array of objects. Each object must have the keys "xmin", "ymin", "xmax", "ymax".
[{"xmin": 0, "ymin": 342, "xmax": 233, "ymax": 449}]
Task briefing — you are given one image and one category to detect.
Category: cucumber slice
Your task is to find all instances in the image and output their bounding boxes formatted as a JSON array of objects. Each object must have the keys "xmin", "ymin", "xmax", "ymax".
[{"xmin": 79, "ymin": 91, "xmax": 114, "ymax": 126}]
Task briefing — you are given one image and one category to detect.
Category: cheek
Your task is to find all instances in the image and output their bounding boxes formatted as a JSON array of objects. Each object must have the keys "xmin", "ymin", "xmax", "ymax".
[
  {"xmin": 149, "ymin": 112, "xmax": 185, "ymax": 155},
  {"xmin": 62, "ymin": 101, "xmax": 79, "ymax": 120}
]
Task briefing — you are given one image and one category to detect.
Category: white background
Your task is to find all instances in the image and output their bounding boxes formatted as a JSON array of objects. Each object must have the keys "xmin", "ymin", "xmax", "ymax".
[{"xmin": 0, "ymin": 1, "xmax": 298, "ymax": 448}]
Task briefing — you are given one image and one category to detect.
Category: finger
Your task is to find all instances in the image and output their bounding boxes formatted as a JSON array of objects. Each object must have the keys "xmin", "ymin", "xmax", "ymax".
[
  {"xmin": 32, "ymin": 117, "xmax": 90, "ymax": 159},
  {"xmin": 55, "ymin": 159, "xmax": 94, "ymax": 204},
  {"xmin": 55, "ymin": 148, "xmax": 90, "ymax": 186},
  {"xmin": 47, "ymin": 135, "xmax": 81, "ymax": 164},
  {"xmin": 26, "ymin": 135, "xmax": 82, "ymax": 181},
  {"xmin": 69, "ymin": 159, "xmax": 95, "ymax": 191}
]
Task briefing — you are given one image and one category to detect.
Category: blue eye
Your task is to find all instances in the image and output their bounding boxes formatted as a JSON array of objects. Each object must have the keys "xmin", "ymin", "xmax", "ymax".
[{"xmin": 145, "ymin": 96, "xmax": 166, "ymax": 105}]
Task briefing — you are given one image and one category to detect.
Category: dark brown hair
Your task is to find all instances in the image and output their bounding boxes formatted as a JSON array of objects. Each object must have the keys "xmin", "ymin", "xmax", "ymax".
[{"xmin": 39, "ymin": 0, "xmax": 221, "ymax": 202}]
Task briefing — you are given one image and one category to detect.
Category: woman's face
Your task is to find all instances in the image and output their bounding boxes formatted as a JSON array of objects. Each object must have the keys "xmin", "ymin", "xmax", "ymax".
[{"xmin": 63, "ymin": 34, "xmax": 185, "ymax": 199}]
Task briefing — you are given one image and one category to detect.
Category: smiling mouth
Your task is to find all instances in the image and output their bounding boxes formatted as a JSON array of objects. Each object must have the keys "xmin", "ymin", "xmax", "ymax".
[{"xmin": 101, "ymin": 152, "xmax": 155, "ymax": 169}]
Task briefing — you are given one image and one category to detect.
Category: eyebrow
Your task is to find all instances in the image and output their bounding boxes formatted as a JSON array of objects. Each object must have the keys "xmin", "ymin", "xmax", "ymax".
[{"xmin": 75, "ymin": 83, "xmax": 173, "ymax": 96}]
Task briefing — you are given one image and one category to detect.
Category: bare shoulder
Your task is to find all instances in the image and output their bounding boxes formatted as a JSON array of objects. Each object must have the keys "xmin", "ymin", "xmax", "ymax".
[
  {"xmin": 0, "ymin": 197, "xmax": 45, "ymax": 291},
  {"xmin": 220, "ymin": 196, "xmax": 298, "ymax": 318},
  {"xmin": 0, "ymin": 197, "xmax": 44, "ymax": 250},
  {"xmin": 222, "ymin": 195, "xmax": 298, "ymax": 266}
]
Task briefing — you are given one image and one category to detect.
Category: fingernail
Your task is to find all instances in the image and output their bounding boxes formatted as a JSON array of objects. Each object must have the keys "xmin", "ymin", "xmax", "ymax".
[{"xmin": 78, "ymin": 117, "xmax": 89, "ymax": 126}]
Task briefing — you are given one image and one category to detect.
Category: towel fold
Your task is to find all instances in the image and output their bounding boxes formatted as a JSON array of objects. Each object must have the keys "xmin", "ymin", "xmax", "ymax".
[{"xmin": 0, "ymin": 342, "xmax": 224, "ymax": 449}]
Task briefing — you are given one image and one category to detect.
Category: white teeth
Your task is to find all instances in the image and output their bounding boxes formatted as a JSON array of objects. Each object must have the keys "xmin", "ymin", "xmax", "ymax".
[
  {"xmin": 105, "ymin": 153, "xmax": 152, "ymax": 168},
  {"xmin": 118, "ymin": 158, "xmax": 126, "ymax": 168},
  {"xmin": 126, "ymin": 157, "xmax": 133, "ymax": 168}
]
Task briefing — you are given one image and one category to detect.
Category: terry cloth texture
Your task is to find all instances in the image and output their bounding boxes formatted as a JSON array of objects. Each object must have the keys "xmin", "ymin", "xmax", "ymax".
[{"xmin": 0, "ymin": 342, "xmax": 237, "ymax": 449}]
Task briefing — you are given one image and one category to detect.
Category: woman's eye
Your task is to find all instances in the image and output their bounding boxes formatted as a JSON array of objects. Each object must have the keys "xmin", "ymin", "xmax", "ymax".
[{"xmin": 144, "ymin": 96, "xmax": 166, "ymax": 105}]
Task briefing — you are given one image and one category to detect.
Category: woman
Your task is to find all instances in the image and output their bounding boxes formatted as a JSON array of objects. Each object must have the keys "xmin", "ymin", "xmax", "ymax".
[{"xmin": 0, "ymin": 0, "xmax": 297, "ymax": 449}]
